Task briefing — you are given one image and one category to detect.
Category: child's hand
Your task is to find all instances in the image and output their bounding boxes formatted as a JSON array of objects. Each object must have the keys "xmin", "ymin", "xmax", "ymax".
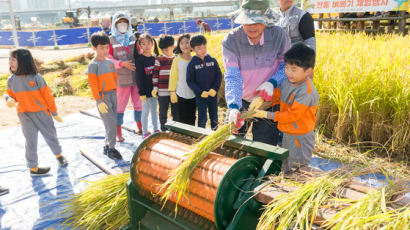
[
  {"xmin": 6, "ymin": 98, "xmax": 16, "ymax": 108},
  {"xmin": 4, "ymin": 94, "xmax": 16, "ymax": 108},
  {"xmin": 208, "ymin": 89, "xmax": 217, "ymax": 97},
  {"xmin": 253, "ymin": 110, "xmax": 268, "ymax": 119},
  {"xmin": 97, "ymin": 102, "xmax": 109, "ymax": 114},
  {"xmin": 249, "ymin": 97, "xmax": 264, "ymax": 111},
  {"xmin": 151, "ymin": 89, "xmax": 157, "ymax": 98},
  {"xmin": 140, "ymin": 95, "xmax": 146, "ymax": 102},
  {"xmin": 200, "ymin": 91, "xmax": 209, "ymax": 98},
  {"xmin": 121, "ymin": 61, "xmax": 136, "ymax": 71},
  {"xmin": 170, "ymin": 92, "xmax": 178, "ymax": 103},
  {"xmin": 53, "ymin": 115, "xmax": 63, "ymax": 122}
]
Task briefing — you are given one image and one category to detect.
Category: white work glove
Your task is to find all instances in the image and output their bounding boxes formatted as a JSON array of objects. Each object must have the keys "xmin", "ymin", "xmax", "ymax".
[
  {"xmin": 256, "ymin": 82, "xmax": 274, "ymax": 101},
  {"xmin": 228, "ymin": 109, "xmax": 244, "ymax": 129}
]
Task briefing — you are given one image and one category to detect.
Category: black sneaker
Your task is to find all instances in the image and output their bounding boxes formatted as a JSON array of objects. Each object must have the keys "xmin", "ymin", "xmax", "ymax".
[
  {"xmin": 0, "ymin": 186, "xmax": 9, "ymax": 196},
  {"xmin": 30, "ymin": 167, "xmax": 51, "ymax": 177},
  {"xmin": 104, "ymin": 147, "xmax": 122, "ymax": 160},
  {"xmin": 57, "ymin": 156, "xmax": 68, "ymax": 167}
]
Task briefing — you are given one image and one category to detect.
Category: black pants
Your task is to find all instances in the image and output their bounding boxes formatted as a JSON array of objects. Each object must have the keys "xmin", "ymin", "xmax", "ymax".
[
  {"xmin": 196, "ymin": 96, "xmax": 218, "ymax": 130},
  {"xmin": 158, "ymin": 96, "xmax": 179, "ymax": 131},
  {"xmin": 228, "ymin": 100, "xmax": 280, "ymax": 145},
  {"xmin": 176, "ymin": 96, "xmax": 196, "ymax": 126}
]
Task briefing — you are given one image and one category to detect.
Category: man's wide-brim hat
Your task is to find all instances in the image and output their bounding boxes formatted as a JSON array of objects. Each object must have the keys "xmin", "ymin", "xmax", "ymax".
[{"xmin": 232, "ymin": 0, "xmax": 280, "ymax": 27}]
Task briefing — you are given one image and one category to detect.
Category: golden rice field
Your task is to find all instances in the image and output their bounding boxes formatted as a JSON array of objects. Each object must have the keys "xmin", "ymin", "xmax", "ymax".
[
  {"xmin": 1, "ymin": 32, "xmax": 408, "ymax": 160},
  {"xmin": 205, "ymin": 32, "xmax": 409, "ymax": 160}
]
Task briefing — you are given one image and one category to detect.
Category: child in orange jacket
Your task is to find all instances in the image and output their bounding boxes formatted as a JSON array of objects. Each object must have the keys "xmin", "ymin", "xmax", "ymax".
[
  {"xmin": 6, "ymin": 48, "xmax": 68, "ymax": 176},
  {"xmin": 89, "ymin": 31, "xmax": 122, "ymax": 160},
  {"xmin": 253, "ymin": 43, "xmax": 319, "ymax": 172}
]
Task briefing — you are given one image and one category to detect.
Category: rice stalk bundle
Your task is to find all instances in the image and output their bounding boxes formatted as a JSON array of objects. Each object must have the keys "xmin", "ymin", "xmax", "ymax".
[
  {"xmin": 322, "ymin": 178, "xmax": 409, "ymax": 230},
  {"xmin": 62, "ymin": 173, "xmax": 130, "ymax": 230},
  {"xmin": 159, "ymin": 110, "xmax": 256, "ymax": 213},
  {"xmin": 256, "ymin": 167, "xmax": 374, "ymax": 230}
]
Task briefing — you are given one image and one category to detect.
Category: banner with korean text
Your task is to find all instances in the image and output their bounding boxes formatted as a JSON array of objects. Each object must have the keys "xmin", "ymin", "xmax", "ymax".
[{"xmin": 302, "ymin": 0, "xmax": 408, "ymax": 13}]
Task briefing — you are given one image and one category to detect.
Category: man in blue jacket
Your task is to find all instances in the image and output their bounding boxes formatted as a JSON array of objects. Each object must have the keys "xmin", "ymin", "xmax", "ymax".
[{"xmin": 187, "ymin": 35, "xmax": 222, "ymax": 130}]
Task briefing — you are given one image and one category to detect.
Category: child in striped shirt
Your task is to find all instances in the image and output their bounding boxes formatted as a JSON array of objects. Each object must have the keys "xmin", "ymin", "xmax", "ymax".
[{"xmin": 152, "ymin": 35, "xmax": 177, "ymax": 131}]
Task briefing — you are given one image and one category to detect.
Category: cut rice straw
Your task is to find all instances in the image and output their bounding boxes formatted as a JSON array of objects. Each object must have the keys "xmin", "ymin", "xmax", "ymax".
[
  {"xmin": 61, "ymin": 173, "xmax": 130, "ymax": 230},
  {"xmin": 256, "ymin": 167, "xmax": 378, "ymax": 230},
  {"xmin": 322, "ymin": 177, "xmax": 410, "ymax": 230}
]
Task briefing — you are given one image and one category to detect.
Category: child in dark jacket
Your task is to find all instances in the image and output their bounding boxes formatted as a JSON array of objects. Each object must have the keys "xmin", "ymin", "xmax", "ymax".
[
  {"xmin": 186, "ymin": 35, "xmax": 222, "ymax": 130},
  {"xmin": 135, "ymin": 33, "xmax": 160, "ymax": 139}
]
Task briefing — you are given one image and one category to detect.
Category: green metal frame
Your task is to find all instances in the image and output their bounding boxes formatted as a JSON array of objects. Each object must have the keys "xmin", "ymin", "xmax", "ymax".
[{"xmin": 165, "ymin": 121, "xmax": 289, "ymax": 160}]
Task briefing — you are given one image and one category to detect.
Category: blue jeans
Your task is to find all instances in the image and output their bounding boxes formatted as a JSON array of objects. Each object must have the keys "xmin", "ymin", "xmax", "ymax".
[
  {"xmin": 196, "ymin": 96, "xmax": 218, "ymax": 130},
  {"xmin": 141, "ymin": 97, "xmax": 159, "ymax": 134}
]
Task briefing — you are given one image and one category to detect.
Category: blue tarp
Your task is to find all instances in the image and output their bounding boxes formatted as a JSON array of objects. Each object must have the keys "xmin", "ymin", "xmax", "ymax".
[
  {"xmin": 0, "ymin": 31, "xmax": 14, "ymax": 46},
  {"xmin": 55, "ymin": 28, "xmax": 89, "ymax": 46},
  {"xmin": 17, "ymin": 32, "xmax": 34, "ymax": 47},
  {"xmin": 185, "ymin": 20, "xmax": 200, "ymax": 33},
  {"xmin": 218, "ymin": 18, "xmax": 233, "ymax": 30},
  {"xmin": 34, "ymin": 31, "xmax": 55, "ymax": 47},
  {"xmin": 0, "ymin": 109, "xmax": 402, "ymax": 230},
  {"xmin": 144, "ymin": 23, "xmax": 166, "ymax": 37},
  {"xmin": 165, "ymin": 22, "xmax": 185, "ymax": 35}
]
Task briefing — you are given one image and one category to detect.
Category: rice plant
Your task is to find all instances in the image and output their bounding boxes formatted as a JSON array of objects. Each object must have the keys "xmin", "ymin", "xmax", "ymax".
[{"xmin": 62, "ymin": 173, "xmax": 130, "ymax": 230}]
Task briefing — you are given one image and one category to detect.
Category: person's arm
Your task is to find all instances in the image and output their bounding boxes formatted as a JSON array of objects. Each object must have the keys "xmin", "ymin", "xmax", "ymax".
[
  {"xmin": 168, "ymin": 57, "xmax": 179, "ymax": 92},
  {"xmin": 36, "ymin": 75, "xmax": 57, "ymax": 115},
  {"xmin": 6, "ymin": 79, "xmax": 16, "ymax": 102},
  {"xmin": 107, "ymin": 44, "xmax": 123, "ymax": 69},
  {"xmin": 299, "ymin": 13, "xmax": 316, "ymax": 51},
  {"xmin": 186, "ymin": 62, "xmax": 202, "ymax": 97},
  {"xmin": 211, "ymin": 58, "xmax": 222, "ymax": 91},
  {"xmin": 87, "ymin": 63, "xmax": 101, "ymax": 102},
  {"xmin": 268, "ymin": 31, "xmax": 291, "ymax": 88},
  {"xmin": 134, "ymin": 58, "xmax": 146, "ymax": 96},
  {"xmin": 222, "ymin": 39, "xmax": 243, "ymax": 110}
]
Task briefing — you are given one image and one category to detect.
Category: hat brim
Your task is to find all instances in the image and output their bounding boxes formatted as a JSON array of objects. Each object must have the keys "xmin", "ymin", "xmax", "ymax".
[
  {"xmin": 233, "ymin": 8, "xmax": 279, "ymax": 27},
  {"xmin": 115, "ymin": 16, "xmax": 129, "ymax": 24}
]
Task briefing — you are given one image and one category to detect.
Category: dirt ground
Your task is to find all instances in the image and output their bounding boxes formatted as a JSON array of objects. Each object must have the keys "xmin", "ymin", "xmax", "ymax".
[
  {"xmin": 0, "ymin": 95, "xmax": 96, "ymax": 130},
  {"xmin": 0, "ymin": 46, "xmax": 92, "ymax": 75}
]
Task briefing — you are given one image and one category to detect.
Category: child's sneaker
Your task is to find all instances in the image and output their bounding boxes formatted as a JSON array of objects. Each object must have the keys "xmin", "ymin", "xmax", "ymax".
[
  {"xmin": 104, "ymin": 147, "xmax": 122, "ymax": 160},
  {"xmin": 142, "ymin": 132, "xmax": 151, "ymax": 139},
  {"xmin": 57, "ymin": 156, "xmax": 68, "ymax": 167},
  {"xmin": 154, "ymin": 130, "xmax": 161, "ymax": 134},
  {"xmin": 30, "ymin": 167, "xmax": 51, "ymax": 177}
]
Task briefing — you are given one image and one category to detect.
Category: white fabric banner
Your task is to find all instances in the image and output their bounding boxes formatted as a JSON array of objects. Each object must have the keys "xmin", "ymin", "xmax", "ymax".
[{"xmin": 303, "ymin": 0, "xmax": 408, "ymax": 13}]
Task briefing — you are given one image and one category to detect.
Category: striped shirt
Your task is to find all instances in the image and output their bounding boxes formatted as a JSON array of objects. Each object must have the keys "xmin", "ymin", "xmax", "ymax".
[{"xmin": 152, "ymin": 54, "xmax": 175, "ymax": 96}]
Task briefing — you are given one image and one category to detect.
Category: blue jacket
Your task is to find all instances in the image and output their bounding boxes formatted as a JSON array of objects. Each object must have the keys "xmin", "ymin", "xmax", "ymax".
[{"xmin": 186, "ymin": 55, "xmax": 222, "ymax": 97}]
